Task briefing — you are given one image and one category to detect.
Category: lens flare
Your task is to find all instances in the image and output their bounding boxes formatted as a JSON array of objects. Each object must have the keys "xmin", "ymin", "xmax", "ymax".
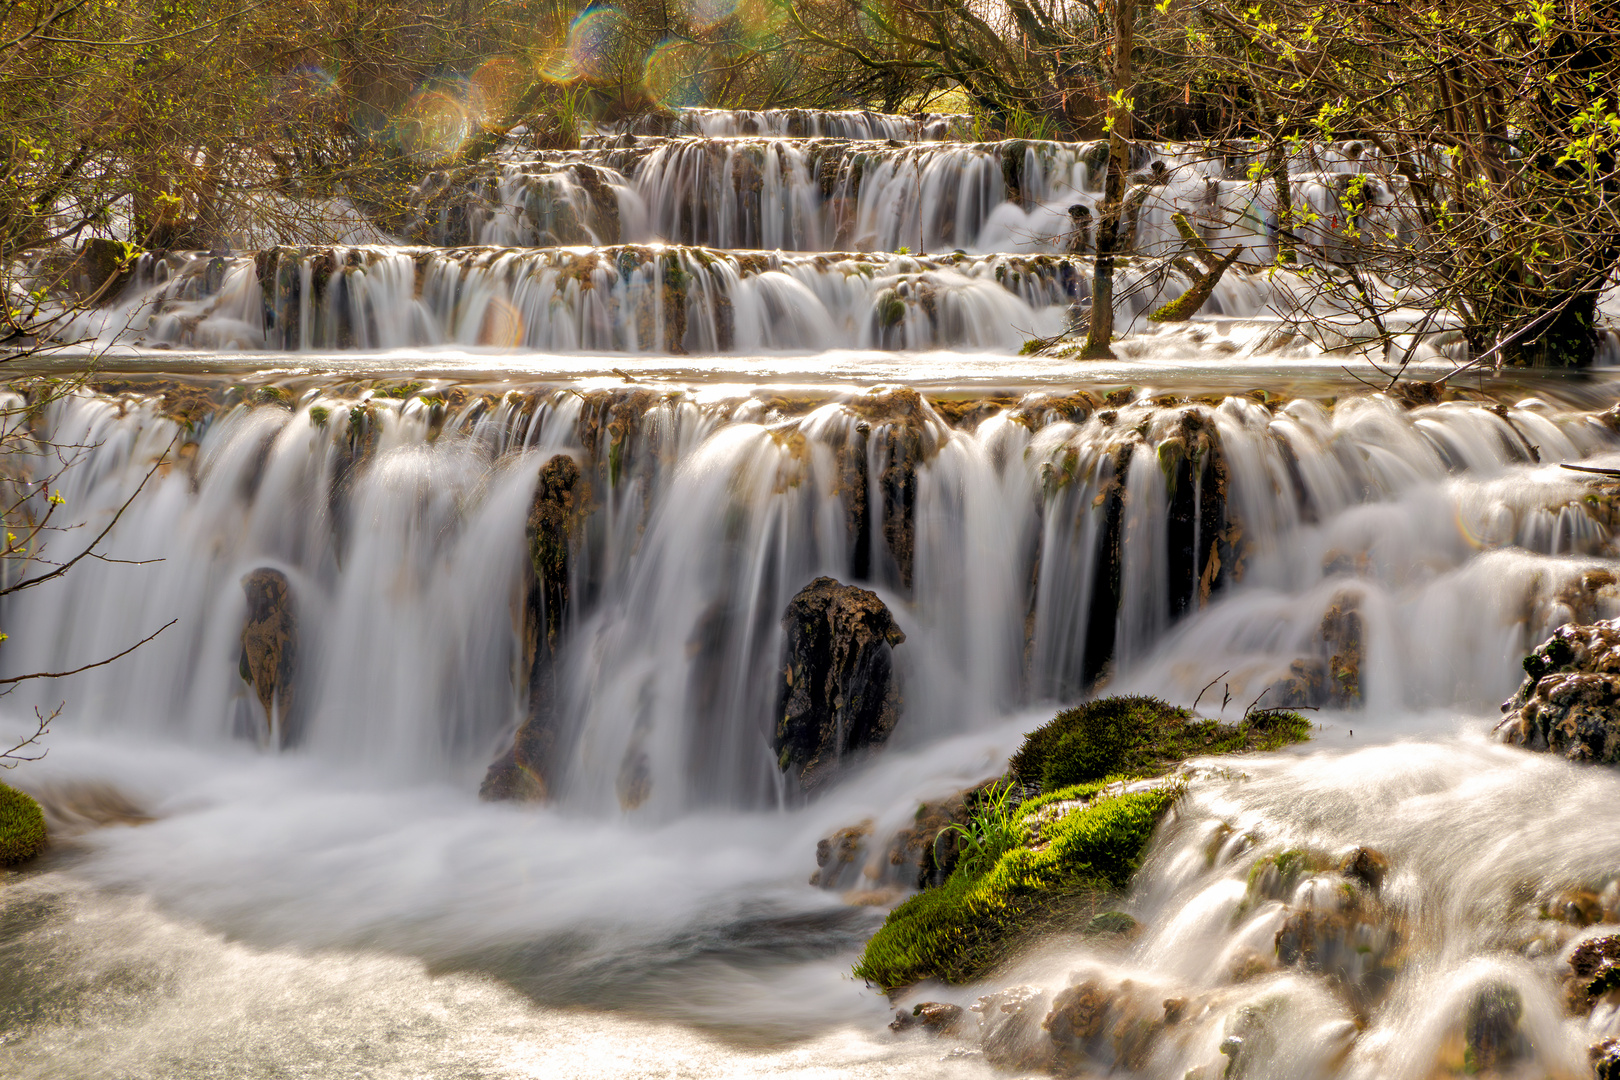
[
  {"xmin": 568, "ymin": 6, "xmax": 631, "ymax": 82},
  {"xmin": 535, "ymin": 47, "xmax": 577, "ymax": 84},
  {"xmin": 396, "ymin": 83, "xmax": 475, "ymax": 164},
  {"xmin": 1455, "ymin": 500, "xmax": 1513, "ymax": 550},
  {"xmin": 643, "ymin": 39, "xmax": 706, "ymax": 108},
  {"xmin": 273, "ymin": 65, "xmax": 342, "ymax": 125},
  {"xmin": 469, "ymin": 58, "xmax": 524, "ymax": 114},
  {"xmin": 478, "ymin": 297, "xmax": 524, "ymax": 347}
]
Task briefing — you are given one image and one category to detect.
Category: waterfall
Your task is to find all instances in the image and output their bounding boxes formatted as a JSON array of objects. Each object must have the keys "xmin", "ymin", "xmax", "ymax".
[
  {"xmin": 373, "ymin": 134, "xmax": 1420, "ymax": 260},
  {"xmin": 7, "ymin": 383, "xmax": 1616, "ymax": 808}
]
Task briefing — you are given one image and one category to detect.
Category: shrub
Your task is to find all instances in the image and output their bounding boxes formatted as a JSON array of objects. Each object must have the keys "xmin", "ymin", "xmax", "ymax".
[{"xmin": 0, "ymin": 783, "xmax": 46, "ymax": 866}]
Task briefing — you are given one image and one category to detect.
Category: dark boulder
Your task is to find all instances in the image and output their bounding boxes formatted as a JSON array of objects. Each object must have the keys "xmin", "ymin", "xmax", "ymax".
[
  {"xmin": 482, "ymin": 454, "xmax": 588, "ymax": 802},
  {"xmin": 774, "ymin": 576, "xmax": 905, "ymax": 792},
  {"xmin": 1595, "ymin": 1038, "xmax": 1620, "ymax": 1080},
  {"xmin": 238, "ymin": 568, "xmax": 300, "ymax": 748},
  {"xmin": 1498, "ymin": 619, "xmax": 1620, "ymax": 763},
  {"xmin": 1567, "ymin": 935, "xmax": 1620, "ymax": 1014},
  {"xmin": 1339, "ymin": 846, "xmax": 1390, "ymax": 892}
]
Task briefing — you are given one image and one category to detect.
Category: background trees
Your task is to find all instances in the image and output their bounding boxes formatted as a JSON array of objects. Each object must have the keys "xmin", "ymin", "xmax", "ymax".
[{"xmin": 0, "ymin": 0, "xmax": 1612, "ymax": 366}]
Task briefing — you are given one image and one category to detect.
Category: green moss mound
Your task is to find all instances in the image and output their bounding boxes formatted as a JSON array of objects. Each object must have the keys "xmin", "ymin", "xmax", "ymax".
[
  {"xmin": 851, "ymin": 696, "xmax": 1315, "ymax": 991},
  {"xmin": 1010, "ymin": 695, "xmax": 1312, "ymax": 792},
  {"xmin": 0, "ymin": 783, "xmax": 46, "ymax": 866},
  {"xmin": 852, "ymin": 785, "xmax": 1174, "ymax": 990}
]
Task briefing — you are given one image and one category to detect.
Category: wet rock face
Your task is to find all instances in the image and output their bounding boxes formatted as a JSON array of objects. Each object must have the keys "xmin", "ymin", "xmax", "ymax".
[
  {"xmin": 838, "ymin": 388, "xmax": 940, "ymax": 591},
  {"xmin": 1594, "ymin": 1038, "xmax": 1620, "ymax": 1080},
  {"xmin": 890, "ymin": 1000, "xmax": 966, "ymax": 1037},
  {"xmin": 1498, "ymin": 619, "xmax": 1620, "ymax": 763},
  {"xmin": 774, "ymin": 576, "xmax": 906, "ymax": 792},
  {"xmin": 809, "ymin": 778, "xmax": 1000, "ymax": 893},
  {"xmin": 1267, "ymin": 590, "xmax": 1365, "ymax": 709},
  {"xmin": 810, "ymin": 821, "xmax": 873, "ymax": 889},
  {"xmin": 975, "ymin": 985, "xmax": 1054, "ymax": 1071},
  {"xmin": 1567, "ymin": 935, "xmax": 1620, "ymax": 1013},
  {"xmin": 481, "ymin": 454, "xmax": 588, "ymax": 803},
  {"xmin": 238, "ymin": 568, "xmax": 299, "ymax": 748}
]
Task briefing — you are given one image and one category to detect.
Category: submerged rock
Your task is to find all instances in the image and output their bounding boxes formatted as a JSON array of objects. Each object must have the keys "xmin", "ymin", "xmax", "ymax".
[
  {"xmin": 482, "ymin": 454, "xmax": 588, "ymax": 802},
  {"xmin": 1044, "ymin": 979, "xmax": 1111, "ymax": 1071},
  {"xmin": 890, "ymin": 1001, "xmax": 966, "ymax": 1036},
  {"xmin": 975, "ymin": 985, "xmax": 1054, "ymax": 1071},
  {"xmin": 1267, "ymin": 589, "xmax": 1365, "ymax": 709},
  {"xmin": 1339, "ymin": 846, "xmax": 1390, "ymax": 892},
  {"xmin": 810, "ymin": 820, "xmax": 873, "ymax": 889},
  {"xmin": 238, "ymin": 568, "xmax": 300, "ymax": 748},
  {"xmin": 1042, "ymin": 975, "xmax": 1175, "ymax": 1074},
  {"xmin": 1498, "ymin": 619, "xmax": 1620, "ymax": 762},
  {"xmin": 774, "ymin": 576, "xmax": 906, "ymax": 793},
  {"xmin": 1460, "ymin": 984, "xmax": 1528, "ymax": 1072}
]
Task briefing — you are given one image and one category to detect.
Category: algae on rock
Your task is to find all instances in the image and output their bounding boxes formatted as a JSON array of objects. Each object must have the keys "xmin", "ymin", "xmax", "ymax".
[
  {"xmin": 1498, "ymin": 618, "xmax": 1620, "ymax": 763},
  {"xmin": 853, "ymin": 780, "xmax": 1174, "ymax": 990}
]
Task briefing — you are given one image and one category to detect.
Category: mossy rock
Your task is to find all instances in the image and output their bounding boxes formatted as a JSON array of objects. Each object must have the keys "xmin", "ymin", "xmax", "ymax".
[
  {"xmin": 1010, "ymin": 696, "xmax": 1312, "ymax": 793},
  {"xmin": 852, "ymin": 785, "xmax": 1174, "ymax": 990},
  {"xmin": 0, "ymin": 783, "xmax": 46, "ymax": 866}
]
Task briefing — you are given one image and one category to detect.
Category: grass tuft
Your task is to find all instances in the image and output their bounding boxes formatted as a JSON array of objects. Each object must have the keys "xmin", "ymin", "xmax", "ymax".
[{"xmin": 852, "ymin": 784, "xmax": 1173, "ymax": 990}]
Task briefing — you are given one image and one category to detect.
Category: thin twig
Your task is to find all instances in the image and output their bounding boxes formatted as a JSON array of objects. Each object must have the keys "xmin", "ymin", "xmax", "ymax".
[
  {"xmin": 1192, "ymin": 670, "xmax": 1230, "ymax": 714},
  {"xmin": 0, "ymin": 619, "xmax": 176, "ymax": 685}
]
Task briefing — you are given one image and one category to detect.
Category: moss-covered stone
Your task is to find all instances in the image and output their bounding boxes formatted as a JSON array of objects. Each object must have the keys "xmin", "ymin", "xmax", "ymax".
[
  {"xmin": 0, "ymin": 783, "xmax": 46, "ymax": 866},
  {"xmin": 851, "ymin": 696, "xmax": 1313, "ymax": 990},
  {"xmin": 852, "ymin": 783, "xmax": 1175, "ymax": 989},
  {"xmin": 1009, "ymin": 696, "xmax": 1311, "ymax": 793}
]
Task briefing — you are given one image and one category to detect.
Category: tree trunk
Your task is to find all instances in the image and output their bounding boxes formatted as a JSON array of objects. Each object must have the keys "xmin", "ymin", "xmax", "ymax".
[{"xmin": 1081, "ymin": 0, "xmax": 1135, "ymax": 360}]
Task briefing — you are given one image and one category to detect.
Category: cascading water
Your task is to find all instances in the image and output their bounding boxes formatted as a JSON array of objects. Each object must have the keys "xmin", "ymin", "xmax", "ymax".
[{"xmin": 9, "ymin": 102, "xmax": 1620, "ymax": 1080}]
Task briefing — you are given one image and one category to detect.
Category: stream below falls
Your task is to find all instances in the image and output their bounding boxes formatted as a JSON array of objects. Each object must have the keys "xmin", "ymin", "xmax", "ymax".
[{"xmin": 7, "ymin": 107, "xmax": 1620, "ymax": 1080}]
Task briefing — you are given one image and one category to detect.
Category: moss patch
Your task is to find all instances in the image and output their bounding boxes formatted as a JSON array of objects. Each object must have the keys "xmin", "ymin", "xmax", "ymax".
[
  {"xmin": 1009, "ymin": 696, "xmax": 1311, "ymax": 793},
  {"xmin": 0, "ymin": 783, "xmax": 46, "ymax": 866},
  {"xmin": 852, "ymin": 696, "xmax": 1314, "ymax": 991},
  {"xmin": 852, "ymin": 784, "xmax": 1173, "ymax": 990}
]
